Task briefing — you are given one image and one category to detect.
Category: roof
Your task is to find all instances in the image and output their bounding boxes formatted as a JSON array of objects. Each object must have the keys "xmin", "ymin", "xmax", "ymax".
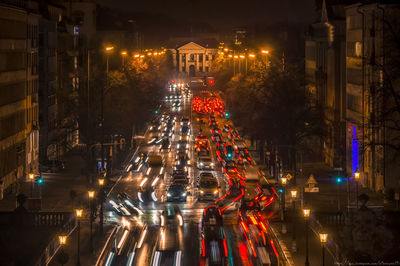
[{"xmin": 166, "ymin": 37, "xmax": 219, "ymax": 49}]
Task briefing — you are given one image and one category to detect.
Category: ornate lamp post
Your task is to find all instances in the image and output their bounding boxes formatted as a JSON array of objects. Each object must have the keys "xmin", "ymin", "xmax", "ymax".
[
  {"xmin": 319, "ymin": 233, "xmax": 328, "ymax": 266},
  {"xmin": 354, "ymin": 169, "xmax": 360, "ymax": 208},
  {"xmin": 281, "ymin": 176, "xmax": 288, "ymax": 234},
  {"xmin": 57, "ymin": 235, "xmax": 69, "ymax": 266},
  {"xmin": 98, "ymin": 178, "xmax": 105, "ymax": 233},
  {"xmin": 75, "ymin": 209, "xmax": 83, "ymax": 265},
  {"xmin": 303, "ymin": 208, "xmax": 310, "ymax": 266},
  {"xmin": 88, "ymin": 190, "xmax": 95, "ymax": 252},
  {"xmin": 290, "ymin": 189, "xmax": 297, "ymax": 251},
  {"xmin": 29, "ymin": 173, "xmax": 35, "ymax": 197}
]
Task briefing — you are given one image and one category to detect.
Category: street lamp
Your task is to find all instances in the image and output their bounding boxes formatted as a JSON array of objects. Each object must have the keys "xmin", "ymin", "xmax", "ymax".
[
  {"xmin": 281, "ymin": 176, "xmax": 288, "ymax": 233},
  {"xmin": 59, "ymin": 235, "xmax": 67, "ymax": 246},
  {"xmin": 303, "ymin": 208, "xmax": 310, "ymax": 266},
  {"xmin": 98, "ymin": 178, "xmax": 105, "ymax": 233},
  {"xmin": 319, "ymin": 233, "xmax": 328, "ymax": 266},
  {"xmin": 354, "ymin": 169, "xmax": 360, "ymax": 208},
  {"xmin": 120, "ymin": 50, "xmax": 127, "ymax": 67},
  {"xmin": 291, "ymin": 189, "xmax": 297, "ymax": 251},
  {"xmin": 261, "ymin": 49, "xmax": 269, "ymax": 67},
  {"xmin": 75, "ymin": 209, "xmax": 83, "ymax": 266},
  {"xmin": 88, "ymin": 190, "xmax": 95, "ymax": 252},
  {"xmin": 29, "ymin": 173, "xmax": 35, "ymax": 197}
]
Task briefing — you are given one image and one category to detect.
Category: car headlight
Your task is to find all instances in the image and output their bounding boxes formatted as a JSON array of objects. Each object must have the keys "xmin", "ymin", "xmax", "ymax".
[
  {"xmin": 186, "ymin": 144, "xmax": 189, "ymax": 148},
  {"xmin": 214, "ymin": 190, "xmax": 219, "ymax": 195},
  {"xmin": 200, "ymin": 190, "xmax": 204, "ymax": 194},
  {"xmin": 200, "ymin": 162, "xmax": 204, "ymax": 166},
  {"xmin": 167, "ymin": 193, "xmax": 171, "ymax": 197},
  {"xmin": 182, "ymin": 192, "xmax": 187, "ymax": 196},
  {"xmin": 177, "ymin": 144, "xmax": 180, "ymax": 149},
  {"xmin": 210, "ymin": 163, "xmax": 214, "ymax": 166}
]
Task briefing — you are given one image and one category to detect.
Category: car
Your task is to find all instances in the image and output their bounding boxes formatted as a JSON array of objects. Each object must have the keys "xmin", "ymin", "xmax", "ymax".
[
  {"xmin": 161, "ymin": 130, "xmax": 173, "ymax": 138},
  {"xmin": 223, "ymin": 124, "xmax": 231, "ymax": 133},
  {"xmin": 176, "ymin": 140, "xmax": 189, "ymax": 151},
  {"xmin": 173, "ymin": 164, "xmax": 188, "ymax": 176},
  {"xmin": 160, "ymin": 139, "xmax": 171, "ymax": 151},
  {"xmin": 200, "ymin": 206, "xmax": 227, "ymax": 262},
  {"xmin": 179, "ymin": 134, "xmax": 190, "ymax": 141},
  {"xmin": 195, "ymin": 134, "xmax": 208, "ymax": 144},
  {"xmin": 172, "ymin": 172, "xmax": 189, "ymax": 186},
  {"xmin": 222, "ymin": 160, "xmax": 236, "ymax": 173},
  {"xmin": 160, "ymin": 205, "xmax": 184, "ymax": 227},
  {"xmin": 198, "ymin": 173, "xmax": 220, "ymax": 201},
  {"xmin": 180, "ymin": 117, "xmax": 190, "ymax": 126},
  {"xmin": 181, "ymin": 125, "xmax": 190, "ymax": 135},
  {"xmin": 148, "ymin": 155, "xmax": 164, "ymax": 168},
  {"xmin": 176, "ymin": 154, "xmax": 190, "ymax": 166},
  {"xmin": 211, "ymin": 133, "xmax": 223, "ymax": 143},
  {"xmin": 166, "ymin": 184, "xmax": 187, "ymax": 202},
  {"xmin": 197, "ymin": 156, "xmax": 214, "ymax": 170},
  {"xmin": 148, "ymin": 135, "xmax": 162, "ymax": 145},
  {"xmin": 129, "ymin": 152, "xmax": 148, "ymax": 172}
]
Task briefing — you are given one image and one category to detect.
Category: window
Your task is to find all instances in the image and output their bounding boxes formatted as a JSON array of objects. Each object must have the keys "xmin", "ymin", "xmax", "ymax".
[
  {"xmin": 199, "ymin": 54, "xmax": 203, "ymax": 61},
  {"xmin": 199, "ymin": 66, "xmax": 203, "ymax": 72},
  {"xmin": 189, "ymin": 54, "xmax": 195, "ymax": 62},
  {"xmin": 347, "ymin": 68, "xmax": 362, "ymax": 85},
  {"xmin": 347, "ymin": 93, "xmax": 362, "ymax": 113},
  {"xmin": 182, "ymin": 54, "xmax": 186, "ymax": 62},
  {"xmin": 205, "ymin": 55, "xmax": 209, "ymax": 61},
  {"xmin": 347, "ymin": 15, "xmax": 362, "ymax": 30}
]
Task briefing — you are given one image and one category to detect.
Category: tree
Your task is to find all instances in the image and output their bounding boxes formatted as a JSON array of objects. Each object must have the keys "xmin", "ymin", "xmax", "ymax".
[{"xmin": 223, "ymin": 61, "xmax": 326, "ymax": 176}]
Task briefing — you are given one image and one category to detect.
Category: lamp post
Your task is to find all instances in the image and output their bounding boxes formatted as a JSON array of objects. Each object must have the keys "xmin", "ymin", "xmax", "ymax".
[
  {"xmin": 58, "ymin": 235, "xmax": 68, "ymax": 266},
  {"xmin": 354, "ymin": 169, "xmax": 360, "ymax": 208},
  {"xmin": 303, "ymin": 208, "xmax": 310, "ymax": 266},
  {"xmin": 120, "ymin": 50, "xmax": 127, "ymax": 68},
  {"xmin": 88, "ymin": 190, "xmax": 95, "ymax": 252},
  {"xmin": 102, "ymin": 46, "xmax": 114, "ymax": 176},
  {"xmin": 239, "ymin": 55, "xmax": 245, "ymax": 74},
  {"xmin": 281, "ymin": 176, "xmax": 288, "ymax": 234},
  {"xmin": 319, "ymin": 233, "xmax": 328, "ymax": 266},
  {"xmin": 261, "ymin": 49, "xmax": 269, "ymax": 67},
  {"xmin": 233, "ymin": 55, "xmax": 238, "ymax": 75},
  {"xmin": 98, "ymin": 178, "xmax": 105, "ymax": 233},
  {"xmin": 75, "ymin": 209, "xmax": 83, "ymax": 265},
  {"xmin": 248, "ymin": 54, "xmax": 255, "ymax": 71},
  {"xmin": 28, "ymin": 173, "xmax": 35, "ymax": 197},
  {"xmin": 291, "ymin": 190, "xmax": 297, "ymax": 251}
]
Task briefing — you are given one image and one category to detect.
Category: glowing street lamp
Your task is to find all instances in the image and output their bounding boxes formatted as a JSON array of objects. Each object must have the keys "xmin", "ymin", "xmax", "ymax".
[
  {"xmin": 88, "ymin": 190, "xmax": 95, "ymax": 252},
  {"xmin": 354, "ymin": 169, "xmax": 361, "ymax": 208},
  {"xmin": 281, "ymin": 177, "xmax": 287, "ymax": 186},
  {"xmin": 29, "ymin": 173, "xmax": 35, "ymax": 197},
  {"xmin": 319, "ymin": 233, "xmax": 328, "ymax": 266},
  {"xmin": 121, "ymin": 50, "xmax": 127, "ymax": 67},
  {"xmin": 75, "ymin": 209, "xmax": 83, "ymax": 265},
  {"xmin": 291, "ymin": 189, "xmax": 298, "ymax": 251},
  {"xmin": 58, "ymin": 235, "xmax": 67, "ymax": 246},
  {"xmin": 224, "ymin": 48, "xmax": 228, "ymax": 52},
  {"xmin": 98, "ymin": 178, "xmax": 105, "ymax": 186},
  {"xmin": 98, "ymin": 178, "xmax": 105, "ymax": 233},
  {"xmin": 248, "ymin": 54, "xmax": 255, "ymax": 58},
  {"xmin": 261, "ymin": 50, "xmax": 269, "ymax": 54},
  {"xmin": 303, "ymin": 208, "xmax": 311, "ymax": 266}
]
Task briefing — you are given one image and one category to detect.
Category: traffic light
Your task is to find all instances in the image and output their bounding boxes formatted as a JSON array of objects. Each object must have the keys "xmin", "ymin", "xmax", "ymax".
[
  {"xmin": 278, "ymin": 189, "xmax": 283, "ymax": 193},
  {"xmin": 155, "ymin": 110, "xmax": 159, "ymax": 114},
  {"xmin": 36, "ymin": 176, "xmax": 44, "ymax": 185},
  {"xmin": 226, "ymin": 145, "xmax": 233, "ymax": 159},
  {"xmin": 335, "ymin": 177, "xmax": 343, "ymax": 184},
  {"xmin": 225, "ymin": 112, "xmax": 230, "ymax": 118}
]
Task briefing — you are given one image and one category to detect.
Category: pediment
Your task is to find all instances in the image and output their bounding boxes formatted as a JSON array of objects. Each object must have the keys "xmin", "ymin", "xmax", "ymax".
[{"xmin": 177, "ymin": 42, "xmax": 206, "ymax": 51}]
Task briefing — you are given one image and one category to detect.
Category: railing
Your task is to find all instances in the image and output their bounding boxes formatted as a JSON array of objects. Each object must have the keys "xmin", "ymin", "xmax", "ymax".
[
  {"xmin": 266, "ymin": 220, "xmax": 295, "ymax": 265},
  {"xmin": 33, "ymin": 212, "xmax": 72, "ymax": 227},
  {"xmin": 308, "ymin": 214, "xmax": 350, "ymax": 264},
  {"xmin": 34, "ymin": 212, "xmax": 76, "ymax": 266}
]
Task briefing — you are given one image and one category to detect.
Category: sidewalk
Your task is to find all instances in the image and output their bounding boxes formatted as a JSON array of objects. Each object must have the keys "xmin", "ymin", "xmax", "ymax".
[
  {"xmin": 0, "ymin": 150, "xmax": 89, "ymax": 212},
  {"xmin": 48, "ymin": 219, "xmax": 115, "ymax": 266}
]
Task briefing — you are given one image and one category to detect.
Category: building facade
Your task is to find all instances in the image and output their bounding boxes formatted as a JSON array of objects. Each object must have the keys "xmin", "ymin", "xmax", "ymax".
[
  {"xmin": 305, "ymin": 0, "xmax": 349, "ymax": 168},
  {"xmin": 0, "ymin": 1, "xmax": 39, "ymax": 197},
  {"xmin": 345, "ymin": 2, "xmax": 400, "ymax": 191},
  {"xmin": 38, "ymin": 2, "xmax": 62, "ymax": 162},
  {"xmin": 171, "ymin": 42, "xmax": 217, "ymax": 77}
]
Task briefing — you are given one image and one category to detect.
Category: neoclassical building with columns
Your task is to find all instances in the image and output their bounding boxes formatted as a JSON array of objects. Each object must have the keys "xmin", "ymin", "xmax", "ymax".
[{"xmin": 170, "ymin": 41, "xmax": 217, "ymax": 77}]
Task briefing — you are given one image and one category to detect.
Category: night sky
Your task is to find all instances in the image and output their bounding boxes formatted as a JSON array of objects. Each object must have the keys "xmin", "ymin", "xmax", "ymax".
[{"xmin": 99, "ymin": 0, "xmax": 316, "ymax": 29}]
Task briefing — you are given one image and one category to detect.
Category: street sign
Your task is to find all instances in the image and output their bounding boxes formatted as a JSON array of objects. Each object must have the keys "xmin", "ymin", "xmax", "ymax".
[
  {"xmin": 304, "ymin": 187, "xmax": 319, "ymax": 193},
  {"xmin": 306, "ymin": 174, "xmax": 317, "ymax": 186}
]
